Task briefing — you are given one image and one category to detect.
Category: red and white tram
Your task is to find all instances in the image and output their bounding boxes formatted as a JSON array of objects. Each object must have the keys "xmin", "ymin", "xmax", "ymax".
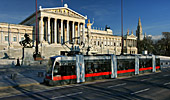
[{"xmin": 44, "ymin": 55, "xmax": 160, "ymax": 86}]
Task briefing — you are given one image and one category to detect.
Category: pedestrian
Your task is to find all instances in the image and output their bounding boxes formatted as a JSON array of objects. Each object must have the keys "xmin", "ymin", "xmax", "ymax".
[{"xmin": 15, "ymin": 58, "xmax": 20, "ymax": 67}]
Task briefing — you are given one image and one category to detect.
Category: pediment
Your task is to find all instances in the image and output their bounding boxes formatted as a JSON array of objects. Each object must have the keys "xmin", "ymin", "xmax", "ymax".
[
  {"xmin": 124, "ymin": 34, "xmax": 137, "ymax": 40},
  {"xmin": 41, "ymin": 7, "xmax": 86, "ymax": 19},
  {"xmin": 129, "ymin": 34, "xmax": 136, "ymax": 38}
]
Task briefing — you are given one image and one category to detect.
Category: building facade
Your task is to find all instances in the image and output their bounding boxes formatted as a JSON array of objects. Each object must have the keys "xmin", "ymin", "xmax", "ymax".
[
  {"xmin": 0, "ymin": 23, "xmax": 33, "ymax": 50},
  {"xmin": 0, "ymin": 4, "xmax": 137, "ymax": 59},
  {"xmin": 124, "ymin": 29, "xmax": 138, "ymax": 54}
]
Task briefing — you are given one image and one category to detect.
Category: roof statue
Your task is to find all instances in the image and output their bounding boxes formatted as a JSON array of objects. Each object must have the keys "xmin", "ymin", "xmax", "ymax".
[
  {"xmin": 105, "ymin": 25, "xmax": 110, "ymax": 31},
  {"xmin": 64, "ymin": 4, "xmax": 68, "ymax": 8},
  {"xmin": 127, "ymin": 29, "xmax": 130, "ymax": 35},
  {"xmin": 39, "ymin": 6, "xmax": 42, "ymax": 10},
  {"xmin": 86, "ymin": 19, "xmax": 94, "ymax": 55},
  {"xmin": 87, "ymin": 19, "xmax": 94, "ymax": 30},
  {"xmin": 131, "ymin": 30, "xmax": 133, "ymax": 35}
]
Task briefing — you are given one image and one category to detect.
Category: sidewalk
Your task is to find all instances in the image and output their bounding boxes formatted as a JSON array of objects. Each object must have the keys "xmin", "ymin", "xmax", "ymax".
[{"xmin": 0, "ymin": 65, "xmax": 46, "ymax": 89}]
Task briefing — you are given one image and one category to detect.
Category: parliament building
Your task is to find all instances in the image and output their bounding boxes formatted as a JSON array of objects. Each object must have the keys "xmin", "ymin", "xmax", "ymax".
[{"xmin": 0, "ymin": 4, "xmax": 138, "ymax": 59}]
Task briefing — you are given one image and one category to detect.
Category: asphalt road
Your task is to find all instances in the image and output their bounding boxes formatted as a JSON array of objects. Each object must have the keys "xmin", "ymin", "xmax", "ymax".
[{"xmin": 1, "ymin": 68, "xmax": 170, "ymax": 100}]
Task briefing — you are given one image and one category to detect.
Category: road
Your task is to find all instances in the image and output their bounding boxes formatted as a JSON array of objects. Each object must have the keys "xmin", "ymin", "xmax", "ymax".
[{"xmin": 1, "ymin": 68, "xmax": 170, "ymax": 100}]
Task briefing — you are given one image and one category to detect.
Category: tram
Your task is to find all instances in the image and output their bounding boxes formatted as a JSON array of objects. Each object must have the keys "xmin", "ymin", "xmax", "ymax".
[
  {"xmin": 44, "ymin": 55, "xmax": 160, "ymax": 86},
  {"xmin": 159, "ymin": 56, "xmax": 170, "ymax": 68}
]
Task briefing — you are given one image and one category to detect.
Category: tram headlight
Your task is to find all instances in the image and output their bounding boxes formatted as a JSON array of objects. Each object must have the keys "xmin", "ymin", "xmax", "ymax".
[{"xmin": 54, "ymin": 69, "xmax": 58, "ymax": 73}]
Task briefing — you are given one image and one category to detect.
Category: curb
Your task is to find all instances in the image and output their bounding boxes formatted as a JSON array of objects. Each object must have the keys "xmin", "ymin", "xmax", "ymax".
[
  {"xmin": 0, "ymin": 82, "xmax": 43, "ymax": 90},
  {"xmin": 0, "ymin": 71, "xmax": 161, "ymax": 90}
]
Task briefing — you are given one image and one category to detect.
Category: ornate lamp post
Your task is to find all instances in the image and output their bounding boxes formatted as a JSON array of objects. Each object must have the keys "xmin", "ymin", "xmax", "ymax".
[{"xmin": 33, "ymin": 0, "xmax": 43, "ymax": 60}]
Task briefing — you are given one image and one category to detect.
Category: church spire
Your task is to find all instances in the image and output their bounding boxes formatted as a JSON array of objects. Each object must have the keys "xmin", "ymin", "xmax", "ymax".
[
  {"xmin": 138, "ymin": 17, "xmax": 142, "ymax": 26},
  {"xmin": 136, "ymin": 17, "xmax": 143, "ymax": 41}
]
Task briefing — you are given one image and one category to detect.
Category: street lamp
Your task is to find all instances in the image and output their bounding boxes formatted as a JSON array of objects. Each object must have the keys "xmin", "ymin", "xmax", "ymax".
[
  {"xmin": 33, "ymin": 0, "xmax": 43, "ymax": 60},
  {"xmin": 121, "ymin": 0, "xmax": 124, "ymax": 55}
]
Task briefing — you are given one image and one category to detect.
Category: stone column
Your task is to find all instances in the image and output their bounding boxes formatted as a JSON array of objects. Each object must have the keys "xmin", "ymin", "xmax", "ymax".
[
  {"xmin": 77, "ymin": 22, "xmax": 80, "ymax": 44},
  {"xmin": 111, "ymin": 38, "xmax": 113, "ymax": 46},
  {"xmin": 131, "ymin": 40, "xmax": 133, "ymax": 47},
  {"xmin": 61, "ymin": 19, "xmax": 63, "ymax": 44},
  {"xmin": 8, "ymin": 24, "xmax": 11, "ymax": 46},
  {"xmin": 40, "ymin": 16, "xmax": 44, "ymax": 42},
  {"xmin": 1, "ymin": 28, "xmax": 3, "ymax": 43},
  {"xmin": 106, "ymin": 38, "xmax": 108, "ymax": 48},
  {"xmin": 100, "ymin": 37, "xmax": 102, "ymax": 46},
  {"xmin": 82, "ymin": 23, "xmax": 85, "ymax": 43},
  {"xmin": 67, "ymin": 20, "xmax": 69, "ymax": 43},
  {"xmin": 54, "ymin": 18, "xmax": 57, "ymax": 43},
  {"xmin": 103, "ymin": 38, "xmax": 105, "ymax": 47},
  {"xmin": 133, "ymin": 40, "xmax": 135, "ymax": 47},
  {"xmin": 17, "ymin": 29, "xmax": 20, "ymax": 42},
  {"xmin": 126, "ymin": 39, "xmax": 128, "ymax": 48},
  {"xmin": 48, "ymin": 17, "xmax": 51, "ymax": 43},
  {"xmin": 72, "ymin": 21, "xmax": 75, "ymax": 43},
  {"xmin": 109, "ymin": 38, "xmax": 111, "ymax": 47}
]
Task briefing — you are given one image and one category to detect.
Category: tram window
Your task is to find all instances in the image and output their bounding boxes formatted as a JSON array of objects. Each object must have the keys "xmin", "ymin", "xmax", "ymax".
[
  {"xmin": 139, "ymin": 59, "xmax": 152, "ymax": 68},
  {"xmin": 117, "ymin": 65, "xmax": 123, "ymax": 71},
  {"xmin": 94, "ymin": 63, "xmax": 98, "ymax": 73},
  {"xmin": 85, "ymin": 59, "xmax": 111, "ymax": 74},
  {"xmin": 156, "ymin": 59, "xmax": 160, "ymax": 66},
  {"xmin": 71, "ymin": 65, "xmax": 76, "ymax": 75},
  {"xmin": 117, "ymin": 59, "xmax": 135, "ymax": 70},
  {"xmin": 59, "ymin": 62, "xmax": 76, "ymax": 76},
  {"xmin": 146, "ymin": 59, "xmax": 152, "ymax": 67}
]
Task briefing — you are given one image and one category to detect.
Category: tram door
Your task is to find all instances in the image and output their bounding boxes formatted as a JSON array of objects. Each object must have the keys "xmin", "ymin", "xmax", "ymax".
[
  {"xmin": 111, "ymin": 55, "xmax": 117, "ymax": 78},
  {"xmin": 135, "ymin": 56, "xmax": 139, "ymax": 75},
  {"xmin": 152, "ymin": 55, "xmax": 156, "ymax": 72},
  {"xmin": 76, "ymin": 55, "xmax": 85, "ymax": 83}
]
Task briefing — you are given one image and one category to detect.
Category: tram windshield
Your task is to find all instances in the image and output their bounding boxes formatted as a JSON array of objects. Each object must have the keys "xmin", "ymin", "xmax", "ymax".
[
  {"xmin": 46, "ymin": 58, "xmax": 55, "ymax": 74},
  {"xmin": 53, "ymin": 60, "xmax": 76, "ymax": 76}
]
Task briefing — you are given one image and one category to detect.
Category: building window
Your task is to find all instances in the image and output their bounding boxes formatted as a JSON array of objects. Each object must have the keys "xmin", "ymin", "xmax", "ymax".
[
  {"xmin": 5, "ymin": 36, "xmax": 8, "ymax": 41},
  {"xmin": 114, "ymin": 43, "xmax": 116, "ymax": 46},
  {"xmin": 94, "ymin": 41, "xmax": 96, "ymax": 45},
  {"xmin": 13, "ymin": 37, "xmax": 17, "ymax": 42},
  {"xmin": 21, "ymin": 37, "xmax": 24, "ymax": 41},
  {"xmin": 104, "ymin": 41, "xmax": 106, "ymax": 46}
]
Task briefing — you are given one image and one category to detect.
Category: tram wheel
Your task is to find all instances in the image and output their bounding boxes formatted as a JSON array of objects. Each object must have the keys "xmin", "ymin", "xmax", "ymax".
[{"xmin": 49, "ymin": 80, "xmax": 55, "ymax": 86}]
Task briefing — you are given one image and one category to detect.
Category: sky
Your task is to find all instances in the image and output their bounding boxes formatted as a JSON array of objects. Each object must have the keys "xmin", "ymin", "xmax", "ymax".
[{"xmin": 0, "ymin": 0, "xmax": 170, "ymax": 39}]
